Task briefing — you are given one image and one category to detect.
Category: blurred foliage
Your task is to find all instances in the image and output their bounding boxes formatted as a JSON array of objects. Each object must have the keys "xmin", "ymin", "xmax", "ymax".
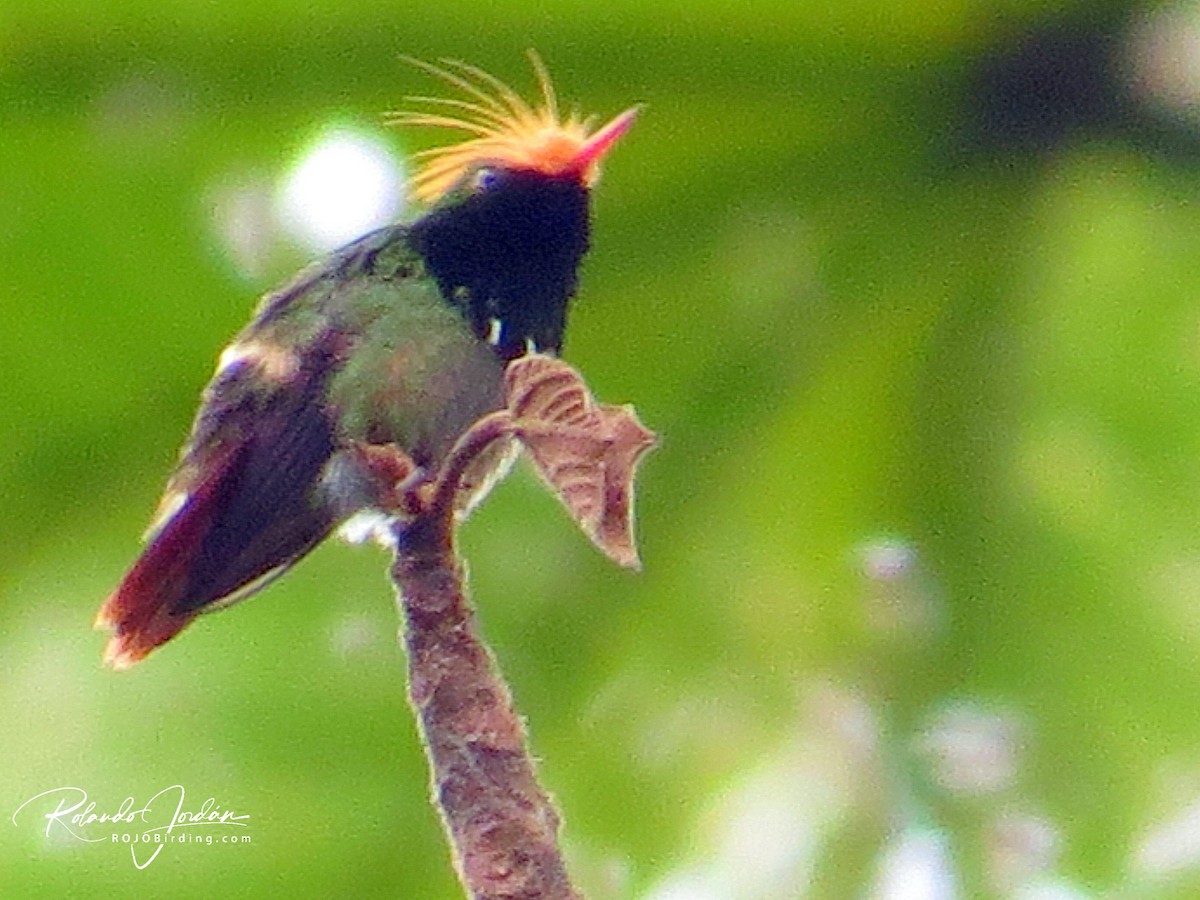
[{"xmin": 8, "ymin": 0, "xmax": 1200, "ymax": 897}]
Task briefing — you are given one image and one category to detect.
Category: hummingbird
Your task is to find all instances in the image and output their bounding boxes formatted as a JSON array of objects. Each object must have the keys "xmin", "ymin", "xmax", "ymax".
[{"xmin": 96, "ymin": 56, "xmax": 638, "ymax": 668}]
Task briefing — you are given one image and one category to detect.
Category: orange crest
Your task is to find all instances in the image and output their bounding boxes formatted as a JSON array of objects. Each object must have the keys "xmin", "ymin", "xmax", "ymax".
[{"xmin": 390, "ymin": 53, "xmax": 638, "ymax": 204}]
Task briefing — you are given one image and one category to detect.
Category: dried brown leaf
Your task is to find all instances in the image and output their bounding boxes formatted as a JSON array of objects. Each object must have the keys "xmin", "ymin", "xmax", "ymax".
[{"xmin": 503, "ymin": 355, "xmax": 657, "ymax": 569}]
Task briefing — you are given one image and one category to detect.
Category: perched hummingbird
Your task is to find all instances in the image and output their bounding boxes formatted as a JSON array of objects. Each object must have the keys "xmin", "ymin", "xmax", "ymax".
[{"xmin": 96, "ymin": 56, "xmax": 638, "ymax": 668}]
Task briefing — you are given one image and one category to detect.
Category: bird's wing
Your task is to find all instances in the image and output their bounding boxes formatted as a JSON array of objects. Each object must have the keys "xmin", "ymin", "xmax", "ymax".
[
  {"xmin": 97, "ymin": 329, "xmax": 344, "ymax": 668},
  {"xmin": 97, "ymin": 226, "xmax": 426, "ymax": 667}
]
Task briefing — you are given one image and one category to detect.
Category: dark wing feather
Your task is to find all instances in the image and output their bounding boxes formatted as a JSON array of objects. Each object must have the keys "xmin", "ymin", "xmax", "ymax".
[
  {"xmin": 178, "ymin": 363, "xmax": 339, "ymax": 609},
  {"xmin": 97, "ymin": 336, "xmax": 342, "ymax": 668}
]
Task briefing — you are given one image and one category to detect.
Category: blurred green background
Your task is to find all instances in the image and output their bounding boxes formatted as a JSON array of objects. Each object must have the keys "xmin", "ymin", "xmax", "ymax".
[{"xmin": 8, "ymin": 0, "xmax": 1200, "ymax": 897}]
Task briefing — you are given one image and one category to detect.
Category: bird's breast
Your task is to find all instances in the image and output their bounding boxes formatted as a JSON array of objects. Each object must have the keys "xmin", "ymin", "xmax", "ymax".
[{"xmin": 325, "ymin": 289, "xmax": 506, "ymax": 469}]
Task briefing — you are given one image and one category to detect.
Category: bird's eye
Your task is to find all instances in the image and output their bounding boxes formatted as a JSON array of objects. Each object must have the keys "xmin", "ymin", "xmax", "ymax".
[{"xmin": 471, "ymin": 168, "xmax": 500, "ymax": 192}]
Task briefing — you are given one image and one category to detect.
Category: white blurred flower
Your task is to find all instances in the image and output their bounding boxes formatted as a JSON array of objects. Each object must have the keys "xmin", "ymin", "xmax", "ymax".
[
  {"xmin": 871, "ymin": 825, "xmax": 958, "ymax": 900},
  {"xmin": 917, "ymin": 703, "xmax": 1024, "ymax": 797},
  {"xmin": 277, "ymin": 127, "xmax": 404, "ymax": 254}
]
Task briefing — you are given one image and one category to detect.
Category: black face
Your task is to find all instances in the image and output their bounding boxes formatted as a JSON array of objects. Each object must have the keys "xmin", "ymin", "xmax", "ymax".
[{"xmin": 409, "ymin": 166, "xmax": 591, "ymax": 359}]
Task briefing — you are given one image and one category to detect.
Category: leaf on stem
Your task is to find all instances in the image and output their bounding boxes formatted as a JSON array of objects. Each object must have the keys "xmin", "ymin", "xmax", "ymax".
[{"xmin": 504, "ymin": 355, "xmax": 657, "ymax": 569}]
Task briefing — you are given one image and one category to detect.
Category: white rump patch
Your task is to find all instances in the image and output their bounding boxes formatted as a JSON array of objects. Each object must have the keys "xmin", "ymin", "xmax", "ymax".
[{"xmin": 337, "ymin": 509, "xmax": 398, "ymax": 549}]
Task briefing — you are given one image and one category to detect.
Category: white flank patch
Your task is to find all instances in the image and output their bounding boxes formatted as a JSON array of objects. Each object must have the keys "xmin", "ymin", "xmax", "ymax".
[{"xmin": 217, "ymin": 340, "xmax": 300, "ymax": 381}]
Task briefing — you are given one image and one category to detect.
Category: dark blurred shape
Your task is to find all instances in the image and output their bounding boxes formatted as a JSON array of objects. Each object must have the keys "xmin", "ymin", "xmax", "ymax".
[
  {"xmin": 956, "ymin": 5, "xmax": 1200, "ymax": 164},
  {"xmin": 964, "ymin": 11, "xmax": 1129, "ymax": 154}
]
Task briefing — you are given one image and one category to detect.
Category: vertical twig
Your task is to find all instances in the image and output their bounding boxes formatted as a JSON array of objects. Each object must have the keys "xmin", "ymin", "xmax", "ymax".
[
  {"xmin": 389, "ymin": 356, "xmax": 656, "ymax": 899},
  {"xmin": 391, "ymin": 509, "xmax": 583, "ymax": 900}
]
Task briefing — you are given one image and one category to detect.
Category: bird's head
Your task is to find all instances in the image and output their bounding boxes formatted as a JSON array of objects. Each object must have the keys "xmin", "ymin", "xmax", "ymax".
[
  {"xmin": 392, "ymin": 54, "xmax": 638, "ymax": 357},
  {"xmin": 393, "ymin": 53, "xmax": 639, "ymax": 206}
]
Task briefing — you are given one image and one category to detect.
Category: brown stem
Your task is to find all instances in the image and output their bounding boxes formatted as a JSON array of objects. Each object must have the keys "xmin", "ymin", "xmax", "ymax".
[
  {"xmin": 427, "ymin": 410, "xmax": 514, "ymax": 524},
  {"xmin": 390, "ymin": 417, "xmax": 583, "ymax": 900}
]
